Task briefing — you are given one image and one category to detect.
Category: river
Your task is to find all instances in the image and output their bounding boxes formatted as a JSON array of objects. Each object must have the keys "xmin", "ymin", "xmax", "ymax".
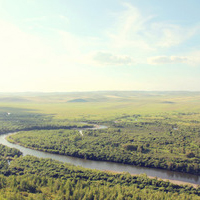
[{"xmin": 0, "ymin": 127, "xmax": 199, "ymax": 185}]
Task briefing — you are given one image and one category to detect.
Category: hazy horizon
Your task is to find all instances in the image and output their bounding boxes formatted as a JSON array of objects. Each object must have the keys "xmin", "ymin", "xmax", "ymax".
[
  {"xmin": 1, "ymin": 90, "xmax": 200, "ymax": 94},
  {"xmin": 1, "ymin": 0, "xmax": 200, "ymax": 92}
]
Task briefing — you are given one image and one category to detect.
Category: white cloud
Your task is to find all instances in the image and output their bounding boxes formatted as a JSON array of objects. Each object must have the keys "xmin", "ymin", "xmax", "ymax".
[
  {"xmin": 148, "ymin": 51, "xmax": 200, "ymax": 66},
  {"xmin": 148, "ymin": 56, "xmax": 188, "ymax": 65},
  {"xmin": 92, "ymin": 51, "xmax": 134, "ymax": 66}
]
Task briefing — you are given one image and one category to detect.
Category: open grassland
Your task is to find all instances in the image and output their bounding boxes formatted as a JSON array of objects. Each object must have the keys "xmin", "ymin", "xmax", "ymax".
[{"xmin": 1, "ymin": 91, "xmax": 200, "ymax": 121}]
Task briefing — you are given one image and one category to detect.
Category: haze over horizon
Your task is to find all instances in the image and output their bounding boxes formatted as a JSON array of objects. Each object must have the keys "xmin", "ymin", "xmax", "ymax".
[{"xmin": 1, "ymin": 0, "xmax": 200, "ymax": 92}]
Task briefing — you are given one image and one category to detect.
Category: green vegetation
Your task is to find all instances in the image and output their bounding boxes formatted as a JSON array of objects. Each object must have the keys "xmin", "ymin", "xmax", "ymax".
[
  {"xmin": 8, "ymin": 116, "xmax": 200, "ymax": 174},
  {"xmin": 0, "ymin": 92, "xmax": 200, "ymax": 199},
  {"xmin": 0, "ymin": 106, "xmax": 92, "ymax": 135},
  {"xmin": 4, "ymin": 91, "xmax": 200, "ymax": 175},
  {"xmin": 0, "ymin": 144, "xmax": 22, "ymax": 176},
  {"xmin": 0, "ymin": 151, "xmax": 199, "ymax": 199}
]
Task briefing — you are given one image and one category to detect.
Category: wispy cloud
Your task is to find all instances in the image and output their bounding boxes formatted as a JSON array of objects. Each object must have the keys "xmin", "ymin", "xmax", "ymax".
[
  {"xmin": 20, "ymin": 2, "xmax": 200, "ymax": 68},
  {"xmin": 105, "ymin": 2, "xmax": 200, "ymax": 63},
  {"xmin": 150, "ymin": 23, "xmax": 200, "ymax": 48},
  {"xmin": 107, "ymin": 3, "xmax": 154, "ymax": 51}
]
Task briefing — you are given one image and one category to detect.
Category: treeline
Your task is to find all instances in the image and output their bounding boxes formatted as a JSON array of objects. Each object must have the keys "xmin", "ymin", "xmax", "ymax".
[{"xmin": 0, "ymin": 154, "xmax": 199, "ymax": 199}]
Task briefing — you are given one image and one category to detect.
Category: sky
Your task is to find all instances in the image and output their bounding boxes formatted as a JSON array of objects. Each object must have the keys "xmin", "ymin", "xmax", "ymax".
[{"xmin": 0, "ymin": 0, "xmax": 200, "ymax": 92}]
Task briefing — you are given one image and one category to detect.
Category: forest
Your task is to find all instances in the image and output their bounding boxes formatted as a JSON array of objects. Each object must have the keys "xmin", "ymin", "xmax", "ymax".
[
  {"xmin": 0, "ymin": 91, "xmax": 200, "ymax": 199},
  {"xmin": 0, "ymin": 144, "xmax": 200, "ymax": 199},
  {"xmin": 5, "ymin": 93, "xmax": 200, "ymax": 175},
  {"xmin": 7, "ymin": 119, "xmax": 200, "ymax": 175}
]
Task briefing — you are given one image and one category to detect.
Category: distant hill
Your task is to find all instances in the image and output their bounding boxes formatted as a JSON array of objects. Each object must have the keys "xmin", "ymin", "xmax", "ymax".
[
  {"xmin": 0, "ymin": 97, "xmax": 30, "ymax": 102},
  {"xmin": 161, "ymin": 101, "xmax": 175, "ymax": 104},
  {"xmin": 68, "ymin": 98, "xmax": 88, "ymax": 103},
  {"xmin": 1, "ymin": 91, "xmax": 200, "ymax": 103}
]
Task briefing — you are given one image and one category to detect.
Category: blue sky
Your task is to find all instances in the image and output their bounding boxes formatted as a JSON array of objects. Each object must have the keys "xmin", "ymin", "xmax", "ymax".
[{"xmin": 0, "ymin": 0, "xmax": 200, "ymax": 92}]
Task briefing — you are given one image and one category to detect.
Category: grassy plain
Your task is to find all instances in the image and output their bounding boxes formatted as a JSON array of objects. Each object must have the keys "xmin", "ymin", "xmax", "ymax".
[{"xmin": 2, "ymin": 91, "xmax": 200, "ymax": 120}]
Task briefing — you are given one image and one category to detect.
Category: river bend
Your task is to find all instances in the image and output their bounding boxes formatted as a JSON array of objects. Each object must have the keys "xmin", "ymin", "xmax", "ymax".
[{"xmin": 0, "ymin": 126, "xmax": 199, "ymax": 185}]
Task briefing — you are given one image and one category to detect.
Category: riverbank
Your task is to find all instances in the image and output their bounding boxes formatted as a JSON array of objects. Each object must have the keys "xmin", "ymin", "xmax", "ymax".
[
  {"xmin": 1, "ymin": 131, "xmax": 200, "ymax": 186},
  {"xmin": 103, "ymin": 170, "xmax": 199, "ymax": 188},
  {"xmin": 7, "ymin": 133, "xmax": 200, "ymax": 188}
]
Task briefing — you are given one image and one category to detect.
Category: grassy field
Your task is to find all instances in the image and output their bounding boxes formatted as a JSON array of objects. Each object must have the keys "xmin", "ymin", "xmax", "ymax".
[{"xmin": 1, "ymin": 91, "xmax": 200, "ymax": 120}]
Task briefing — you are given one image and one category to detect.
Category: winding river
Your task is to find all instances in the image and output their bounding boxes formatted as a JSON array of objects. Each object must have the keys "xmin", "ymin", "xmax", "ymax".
[{"xmin": 0, "ymin": 125, "xmax": 199, "ymax": 185}]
